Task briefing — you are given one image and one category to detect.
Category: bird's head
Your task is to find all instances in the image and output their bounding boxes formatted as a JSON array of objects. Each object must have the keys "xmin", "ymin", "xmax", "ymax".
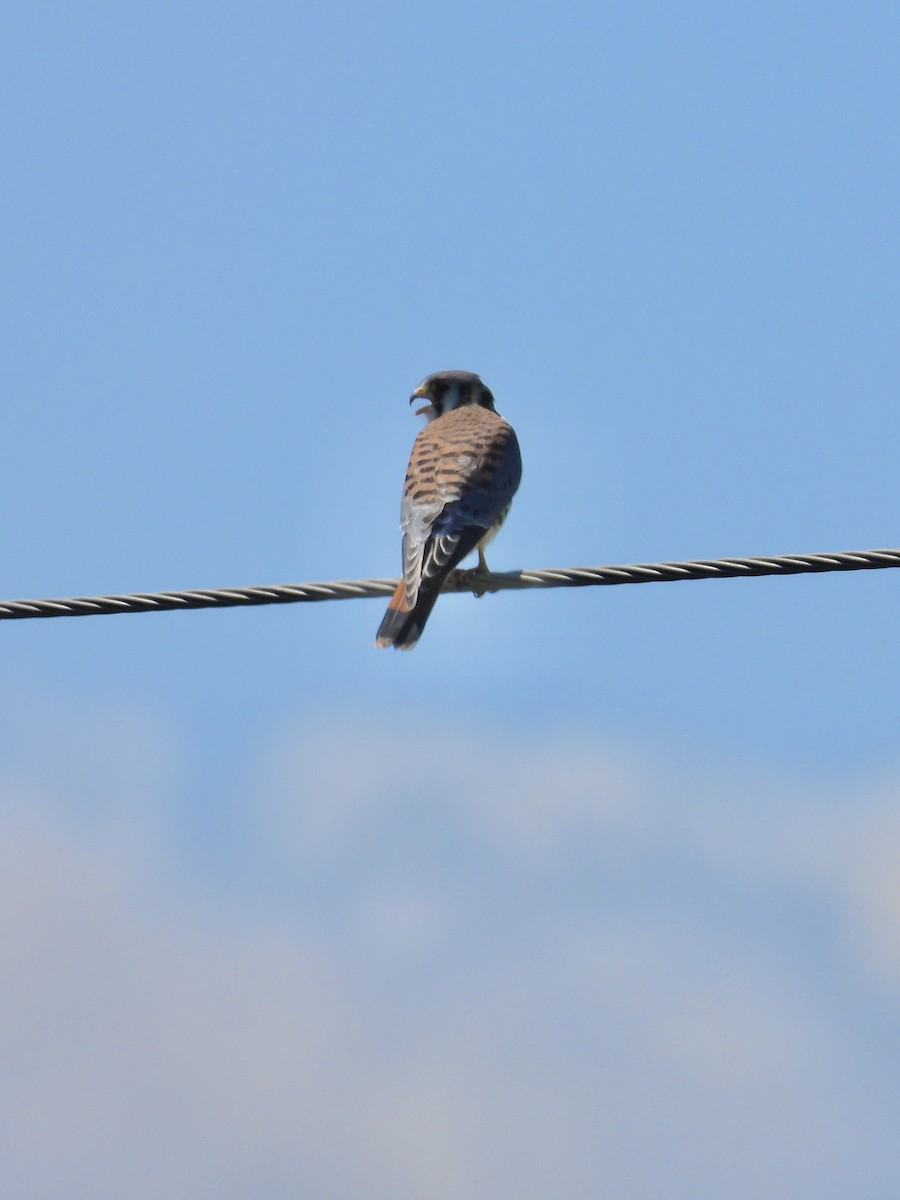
[{"xmin": 409, "ymin": 370, "xmax": 496, "ymax": 422}]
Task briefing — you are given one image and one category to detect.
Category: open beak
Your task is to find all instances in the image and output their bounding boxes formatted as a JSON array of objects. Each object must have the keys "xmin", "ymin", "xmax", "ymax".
[{"xmin": 409, "ymin": 384, "xmax": 433, "ymax": 417}]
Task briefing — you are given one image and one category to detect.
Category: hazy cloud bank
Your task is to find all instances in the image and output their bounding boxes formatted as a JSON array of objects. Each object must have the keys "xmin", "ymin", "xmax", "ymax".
[{"xmin": 1, "ymin": 702, "xmax": 898, "ymax": 1198}]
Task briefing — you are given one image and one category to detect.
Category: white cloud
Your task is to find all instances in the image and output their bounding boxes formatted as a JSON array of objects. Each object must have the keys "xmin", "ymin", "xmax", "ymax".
[
  {"xmin": 834, "ymin": 793, "xmax": 900, "ymax": 994},
  {"xmin": 259, "ymin": 718, "xmax": 651, "ymax": 864},
  {"xmin": 260, "ymin": 715, "xmax": 900, "ymax": 995},
  {"xmin": 0, "ymin": 702, "xmax": 898, "ymax": 1198}
]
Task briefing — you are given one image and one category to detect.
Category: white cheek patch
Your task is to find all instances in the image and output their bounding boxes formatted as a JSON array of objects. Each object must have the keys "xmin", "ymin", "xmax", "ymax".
[{"xmin": 438, "ymin": 386, "xmax": 463, "ymax": 413}]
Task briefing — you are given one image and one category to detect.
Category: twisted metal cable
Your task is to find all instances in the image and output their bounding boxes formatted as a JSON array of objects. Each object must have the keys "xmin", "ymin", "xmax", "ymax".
[{"xmin": 1, "ymin": 546, "xmax": 898, "ymax": 621}]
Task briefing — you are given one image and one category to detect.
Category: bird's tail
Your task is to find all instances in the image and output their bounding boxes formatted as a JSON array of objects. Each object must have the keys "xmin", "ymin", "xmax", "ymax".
[{"xmin": 374, "ymin": 579, "xmax": 442, "ymax": 650}]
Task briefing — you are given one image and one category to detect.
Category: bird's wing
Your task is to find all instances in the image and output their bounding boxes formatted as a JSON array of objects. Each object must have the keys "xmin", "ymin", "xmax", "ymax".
[{"xmin": 400, "ymin": 408, "xmax": 522, "ymax": 607}]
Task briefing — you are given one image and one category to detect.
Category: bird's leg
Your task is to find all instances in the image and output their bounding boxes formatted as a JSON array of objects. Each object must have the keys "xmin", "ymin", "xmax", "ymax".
[
  {"xmin": 449, "ymin": 544, "xmax": 500, "ymax": 597},
  {"xmin": 467, "ymin": 548, "xmax": 492, "ymax": 597}
]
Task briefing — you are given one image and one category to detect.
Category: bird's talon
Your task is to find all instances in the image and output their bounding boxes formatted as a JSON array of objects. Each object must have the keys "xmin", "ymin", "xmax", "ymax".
[{"xmin": 456, "ymin": 565, "xmax": 497, "ymax": 598}]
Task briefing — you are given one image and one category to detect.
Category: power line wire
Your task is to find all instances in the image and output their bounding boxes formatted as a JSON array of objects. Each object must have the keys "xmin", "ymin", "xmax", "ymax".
[{"xmin": 1, "ymin": 546, "xmax": 898, "ymax": 622}]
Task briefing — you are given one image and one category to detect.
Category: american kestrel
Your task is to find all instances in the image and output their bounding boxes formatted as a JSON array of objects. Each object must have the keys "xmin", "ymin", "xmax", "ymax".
[{"xmin": 376, "ymin": 370, "xmax": 522, "ymax": 650}]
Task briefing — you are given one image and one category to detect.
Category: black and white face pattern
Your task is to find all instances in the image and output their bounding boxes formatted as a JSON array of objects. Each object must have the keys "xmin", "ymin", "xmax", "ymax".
[{"xmin": 409, "ymin": 370, "xmax": 497, "ymax": 421}]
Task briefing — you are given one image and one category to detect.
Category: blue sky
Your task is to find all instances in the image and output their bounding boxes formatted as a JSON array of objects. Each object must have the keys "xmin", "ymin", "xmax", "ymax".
[{"xmin": 2, "ymin": 2, "xmax": 900, "ymax": 1196}]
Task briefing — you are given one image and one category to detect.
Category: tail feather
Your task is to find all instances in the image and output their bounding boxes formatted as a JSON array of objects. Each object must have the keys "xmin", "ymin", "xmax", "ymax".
[{"xmin": 375, "ymin": 579, "xmax": 442, "ymax": 650}]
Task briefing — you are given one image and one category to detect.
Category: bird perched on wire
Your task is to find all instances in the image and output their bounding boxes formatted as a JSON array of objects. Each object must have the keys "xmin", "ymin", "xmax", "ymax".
[{"xmin": 376, "ymin": 370, "xmax": 522, "ymax": 650}]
